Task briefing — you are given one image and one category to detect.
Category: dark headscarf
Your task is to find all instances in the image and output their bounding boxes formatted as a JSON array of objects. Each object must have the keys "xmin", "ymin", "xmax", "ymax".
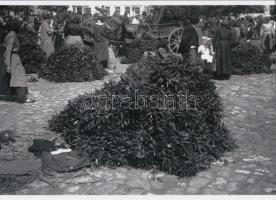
[
  {"xmin": 42, "ymin": 12, "xmax": 52, "ymax": 20},
  {"xmin": 5, "ymin": 18, "xmax": 22, "ymax": 33},
  {"xmin": 66, "ymin": 13, "xmax": 80, "ymax": 24}
]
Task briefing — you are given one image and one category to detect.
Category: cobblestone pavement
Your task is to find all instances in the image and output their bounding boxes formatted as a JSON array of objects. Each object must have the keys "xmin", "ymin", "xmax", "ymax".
[{"xmin": 0, "ymin": 62, "xmax": 276, "ymax": 194}]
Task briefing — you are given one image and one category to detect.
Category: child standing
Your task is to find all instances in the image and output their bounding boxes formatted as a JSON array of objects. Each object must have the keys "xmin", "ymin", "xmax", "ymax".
[{"xmin": 198, "ymin": 37, "xmax": 215, "ymax": 73}]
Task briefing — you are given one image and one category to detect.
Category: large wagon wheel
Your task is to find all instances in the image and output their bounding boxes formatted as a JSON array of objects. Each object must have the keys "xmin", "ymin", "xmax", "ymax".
[{"xmin": 168, "ymin": 27, "xmax": 183, "ymax": 56}]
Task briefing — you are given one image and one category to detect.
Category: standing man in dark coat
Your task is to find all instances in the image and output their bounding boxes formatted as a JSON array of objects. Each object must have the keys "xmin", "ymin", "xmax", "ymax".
[
  {"xmin": 213, "ymin": 18, "xmax": 235, "ymax": 79},
  {"xmin": 210, "ymin": 16, "xmax": 219, "ymax": 37},
  {"xmin": 178, "ymin": 17, "xmax": 199, "ymax": 66}
]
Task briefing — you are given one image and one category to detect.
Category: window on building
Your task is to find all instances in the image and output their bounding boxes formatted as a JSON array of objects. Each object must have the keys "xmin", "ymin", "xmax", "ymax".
[
  {"xmin": 115, "ymin": 7, "xmax": 120, "ymax": 15},
  {"xmin": 135, "ymin": 7, "xmax": 140, "ymax": 15},
  {"xmin": 105, "ymin": 6, "xmax": 110, "ymax": 16},
  {"xmin": 125, "ymin": 7, "xmax": 130, "ymax": 14},
  {"xmin": 77, "ymin": 6, "xmax": 82, "ymax": 14}
]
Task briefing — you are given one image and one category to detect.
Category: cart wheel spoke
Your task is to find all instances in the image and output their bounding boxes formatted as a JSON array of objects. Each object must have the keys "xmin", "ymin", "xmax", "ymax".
[{"xmin": 168, "ymin": 28, "xmax": 183, "ymax": 56}]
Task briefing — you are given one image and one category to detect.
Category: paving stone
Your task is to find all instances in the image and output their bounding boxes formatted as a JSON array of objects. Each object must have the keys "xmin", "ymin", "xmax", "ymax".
[
  {"xmin": 154, "ymin": 172, "xmax": 166, "ymax": 179},
  {"xmin": 109, "ymin": 178, "xmax": 125, "ymax": 185},
  {"xmin": 203, "ymin": 188, "xmax": 227, "ymax": 195},
  {"xmin": 166, "ymin": 188, "xmax": 185, "ymax": 195},
  {"xmin": 111, "ymin": 187, "xmax": 127, "ymax": 195},
  {"xmin": 226, "ymin": 182, "xmax": 238, "ymax": 192},
  {"xmin": 197, "ymin": 172, "xmax": 213, "ymax": 179},
  {"xmin": 34, "ymin": 187, "xmax": 51, "ymax": 195},
  {"xmin": 150, "ymin": 180, "xmax": 165, "ymax": 190},
  {"xmin": 217, "ymin": 170, "xmax": 230, "ymax": 177},
  {"xmin": 127, "ymin": 179, "xmax": 151, "ymax": 191},
  {"xmin": 18, "ymin": 188, "xmax": 30, "ymax": 194},
  {"xmin": 255, "ymin": 168, "xmax": 270, "ymax": 174},
  {"xmin": 243, "ymin": 156, "xmax": 272, "ymax": 163},
  {"xmin": 59, "ymin": 183, "xmax": 67, "ymax": 188},
  {"xmin": 189, "ymin": 177, "xmax": 210, "ymax": 188},
  {"xmin": 93, "ymin": 183, "xmax": 118, "ymax": 194},
  {"xmin": 66, "ymin": 185, "xmax": 80, "ymax": 193},
  {"xmin": 28, "ymin": 180, "xmax": 49, "ymax": 188},
  {"xmin": 140, "ymin": 171, "xmax": 153, "ymax": 181},
  {"xmin": 115, "ymin": 172, "xmax": 127, "ymax": 180},
  {"xmin": 222, "ymin": 157, "xmax": 234, "ymax": 163},
  {"xmin": 212, "ymin": 160, "xmax": 225, "ymax": 167},
  {"xmin": 264, "ymin": 188, "xmax": 276, "ymax": 193},
  {"xmin": 268, "ymin": 173, "xmax": 276, "ymax": 179},
  {"xmin": 253, "ymin": 172, "xmax": 264, "ymax": 176},
  {"xmin": 187, "ymin": 187, "xmax": 199, "ymax": 194},
  {"xmin": 215, "ymin": 178, "xmax": 228, "ymax": 185},
  {"xmin": 247, "ymin": 178, "xmax": 256, "ymax": 184},
  {"xmin": 235, "ymin": 169, "xmax": 250, "ymax": 175},
  {"xmin": 129, "ymin": 188, "xmax": 147, "ymax": 195},
  {"xmin": 242, "ymin": 164, "xmax": 258, "ymax": 169},
  {"xmin": 177, "ymin": 182, "xmax": 187, "ymax": 187}
]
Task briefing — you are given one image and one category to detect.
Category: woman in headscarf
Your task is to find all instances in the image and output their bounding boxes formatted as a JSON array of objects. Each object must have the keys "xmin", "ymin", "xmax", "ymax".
[
  {"xmin": 260, "ymin": 18, "xmax": 274, "ymax": 50},
  {"xmin": 213, "ymin": 18, "xmax": 235, "ymax": 80},
  {"xmin": 0, "ymin": 19, "xmax": 32, "ymax": 103},
  {"xmin": 64, "ymin": 14, "xmax": 84, "ymax": 47},
  {"xmin": 260, "ymin": 18, "xmax": 275, "ymax": 70},
  {"xmin": 209, "ymin": 16, "xmax": 220, "ymax": 37},
  {"xmin": 53, "ymin": 13, "xmax": 66, "ymax": 49},
  {"xmin": 240, "ymin": 18, "xmax": 248, "ymax": 39},
  {"xmin": 40, "ymin": 13, "xmax": 55, "ymax": 58},
  {"xmin": 92, "ymin": 18, "xmax": 109, "ymax": 68},
  {"xmin": 82, "ymin": 21, "xmax": 95, "ymax": 49}
]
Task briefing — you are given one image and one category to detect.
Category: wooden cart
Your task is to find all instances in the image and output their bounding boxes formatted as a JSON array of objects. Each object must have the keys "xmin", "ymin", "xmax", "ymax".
[{"xmin": 125, "ymin": 23, "xmax": 183, "ymax": 56}]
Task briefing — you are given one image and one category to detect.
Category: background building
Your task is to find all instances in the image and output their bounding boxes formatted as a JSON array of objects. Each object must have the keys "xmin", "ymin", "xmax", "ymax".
[{"xmin": 69, "ymin": 5, "xmax": 152, "ymax": 17}]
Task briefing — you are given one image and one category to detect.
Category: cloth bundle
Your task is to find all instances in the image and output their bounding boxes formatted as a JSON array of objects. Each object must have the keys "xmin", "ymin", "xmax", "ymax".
[
  {"xmin": 40, "ymin": 151, "xmax": 91, "ymax": 172},
  {"xmin": 28, "ymin": 139, "xmax": 58, "ymax": 156},
  {"xmin": 0, "ymin": 159, "xmax": 41, "ymax": 175},
  {"xmin": 28, "ymin": 139, "xmax": 91, "ymax": 173}
]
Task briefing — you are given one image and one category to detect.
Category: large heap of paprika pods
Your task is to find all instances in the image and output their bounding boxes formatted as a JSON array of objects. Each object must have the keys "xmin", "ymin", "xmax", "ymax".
[
  {"xmin": 38, "ymin": 45, "xmax": 107, "ymax": 82},
  {"xmin": 49, "ymin": 55, "xmax": 236, "ymax": 177}
]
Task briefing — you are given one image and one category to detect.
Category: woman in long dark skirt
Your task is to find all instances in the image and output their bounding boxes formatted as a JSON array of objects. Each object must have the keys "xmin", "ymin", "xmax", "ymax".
[
  {"xmin": 92, "ymin": 18, "xmax": 110, "ymax": 68},
  {"xmin": 0, "ymin": 17, "xmax": 10, "ymax": 96},
  {"xmin": 0, "ymin": 19, "xmax": 33, "ymax": 103},
  {"xmin": 0, "ymin": 43, "xmax": 10, "ymax": 96},
  {"xmin": 213, "ymin": 18, "xmax": 235, "ymax": 80}
]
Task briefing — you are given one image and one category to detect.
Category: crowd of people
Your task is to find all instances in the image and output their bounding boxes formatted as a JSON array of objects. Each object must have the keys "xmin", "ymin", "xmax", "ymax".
[
  {"xmin": 0, "ymin": 11, "xmax": 111, "ymax": 103},
  {"xmin": 0, "ymin": 8, "xmax": 275, "ymax": 103},
  {"xmin": 178, "ymin": 15, "xmax": 275, "ymax": 79}
]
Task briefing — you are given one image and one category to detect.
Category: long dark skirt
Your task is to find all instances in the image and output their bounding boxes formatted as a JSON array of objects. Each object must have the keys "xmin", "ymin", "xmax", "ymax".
[
  {"xmin": 263, "ymin": 34, "xmax": 273, "ymax": 68},
  {"xmin": 94, "ymin": 41, "xmax": 109, "ymax": 63},
  {"xmin": 0, "ymin": 45, "xmax": 10, "ymax": 95},
  {"xmin": 0, "ymin": 72, "xmax": 28, "ymax": 103},
  {"xmin": 263, "ymin": 33, "xmax": 273, "ymax": 51},
  {"xmin": 0, "ymin": 87, "xmax": 28, "ymax": 103},
  {"xmin": 54, "ymin": 33, "xmax": 64, "ymax": 49},
  {"xmin": 215, "ymin": 41, "xmax": 233, "ymax": 76}
]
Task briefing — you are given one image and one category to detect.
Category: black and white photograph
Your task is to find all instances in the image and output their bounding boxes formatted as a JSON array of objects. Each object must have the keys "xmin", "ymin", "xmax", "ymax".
[{"xmin": 0, "ymin": 0, "xmax": 275, "ymax": 196}]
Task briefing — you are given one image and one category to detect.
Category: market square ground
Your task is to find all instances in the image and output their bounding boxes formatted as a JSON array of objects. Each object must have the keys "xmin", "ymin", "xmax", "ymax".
[{"xmin": 0, "ymin": 60, "xmax": 275, "ymax": 195}]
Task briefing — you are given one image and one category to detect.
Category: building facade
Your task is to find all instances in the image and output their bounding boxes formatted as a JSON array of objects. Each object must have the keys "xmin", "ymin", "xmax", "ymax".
[{"xmin": 69, "ymin": 5, "xmax": 152, "ymax": 17}]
